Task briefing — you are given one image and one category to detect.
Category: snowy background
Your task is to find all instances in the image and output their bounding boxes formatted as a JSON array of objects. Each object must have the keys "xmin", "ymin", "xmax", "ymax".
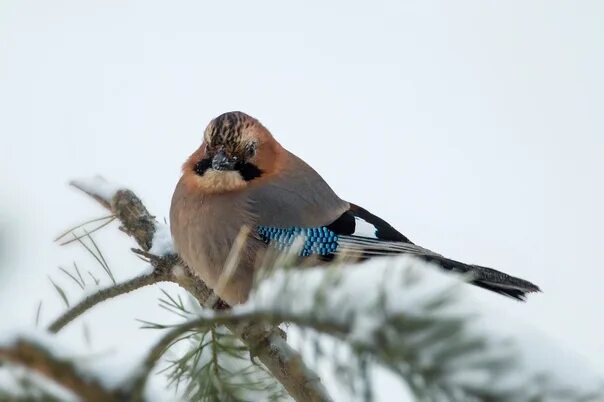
[{"xmin": 0, "ymin": 0, "xmax": 603, "ymax": 400}]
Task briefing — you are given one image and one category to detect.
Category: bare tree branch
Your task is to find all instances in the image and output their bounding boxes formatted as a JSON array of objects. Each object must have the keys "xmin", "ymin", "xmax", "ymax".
[{"xmin": 60, "ymin": 177, "xmax": 333, "ymax": 402}]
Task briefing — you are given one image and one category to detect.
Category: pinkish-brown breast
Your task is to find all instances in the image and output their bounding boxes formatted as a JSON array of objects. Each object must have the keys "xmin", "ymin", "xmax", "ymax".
[{"xmin": 170, "ymin": 175, "xmax": 264, "ymax": 305}]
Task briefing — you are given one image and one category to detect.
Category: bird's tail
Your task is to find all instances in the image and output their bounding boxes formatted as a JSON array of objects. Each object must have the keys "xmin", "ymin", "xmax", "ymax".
[
  {"xmin": 336, "ymin": 236, "xmax": 541, "ymax": 301},
  {"xmin": 420, "ymin": 255, "xmax": 541, "ymax": 301}
]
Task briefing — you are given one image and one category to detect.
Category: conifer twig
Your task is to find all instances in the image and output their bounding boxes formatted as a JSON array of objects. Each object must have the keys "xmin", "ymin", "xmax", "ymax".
[
  {"xmin": 48, "ymin": 270, "xmax": 169, "ymax": 333},
  {"xmin": 63, "ymin": 177, "xmax": 333, "ymax": 402}
]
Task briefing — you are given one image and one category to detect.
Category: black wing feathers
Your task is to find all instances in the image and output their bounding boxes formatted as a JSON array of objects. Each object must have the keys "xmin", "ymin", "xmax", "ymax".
[
  {"xmin": 324, "ymin": 203, "xmax": 540, "ymax": 301},
  {"xmin": 326, "ymin": 203, "xmax": 412, "ymax": 243}
]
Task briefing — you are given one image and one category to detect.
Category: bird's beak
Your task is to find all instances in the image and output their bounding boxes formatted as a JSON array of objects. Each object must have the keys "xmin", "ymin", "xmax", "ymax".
[{"xmin": 211, "ymin": 150, "xmax": 236, "ymax": 171}]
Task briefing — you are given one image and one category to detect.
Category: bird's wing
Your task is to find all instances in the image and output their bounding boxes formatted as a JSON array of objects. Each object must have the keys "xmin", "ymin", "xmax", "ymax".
[
  {"xmin": 246, "ymin": 149, "xmax": 427, "ymax": 258},
  {"xmin": 248, "ymin": 150, "xmax": 349, "ymax": 228},
  {"xmin": 253, "ymin": 200, "xmax": 438, "ymax": 259},
  {"xmin": 245, "ymin": 151, "xmax": 539, "ymax": 300},
  {"xmin": 252, "ymin": 194, "xmax": 540, "ymax": 300},
  {"xmin": 324, "ymin": 203, "xmax": 448, "ymax": 259},
  {"xmin": 324, "ymin": 205, "xmax": 540, "ymax": 300}
]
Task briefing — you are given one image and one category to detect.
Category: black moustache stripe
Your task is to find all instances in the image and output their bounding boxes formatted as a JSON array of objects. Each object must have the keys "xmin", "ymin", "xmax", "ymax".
[
  {"xmin": 194, "ymin": 158, "xmax": 262, "ymax": 182},
  {"xmin": 236, "ymin": 162, "xmax": 263, "ymax": 181},
  {"xmin": 194, "ymin": 158, "xmax": 212, "ymax": 176}
]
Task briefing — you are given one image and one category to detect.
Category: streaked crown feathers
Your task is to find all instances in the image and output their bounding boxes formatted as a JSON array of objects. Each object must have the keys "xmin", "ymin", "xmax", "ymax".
[{"xmin": 204, "ymin": 111, "xmax": 264, "ymax": 156}]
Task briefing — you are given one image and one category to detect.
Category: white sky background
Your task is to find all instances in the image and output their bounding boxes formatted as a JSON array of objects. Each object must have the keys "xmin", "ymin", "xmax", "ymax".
[{"xmin": 0, "ymin": 0, "xmax": 603, "ymax": 398}]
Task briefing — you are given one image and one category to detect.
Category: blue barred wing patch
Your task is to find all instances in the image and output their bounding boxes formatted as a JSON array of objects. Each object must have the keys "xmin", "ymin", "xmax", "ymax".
[{"xmin": 256, "ymin": 226, "xmax": 339, "ymax": 257}]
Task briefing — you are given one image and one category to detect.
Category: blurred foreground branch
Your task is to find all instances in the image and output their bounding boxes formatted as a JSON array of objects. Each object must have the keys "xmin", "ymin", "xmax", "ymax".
[{"xmin": 0, "ymin": 338, "xmax": 121, "ymax": 402}]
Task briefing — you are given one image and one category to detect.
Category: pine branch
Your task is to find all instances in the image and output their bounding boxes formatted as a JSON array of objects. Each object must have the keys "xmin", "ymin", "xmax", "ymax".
[
  {"xmin": 64, "ymin": 176, "xmax": 333, "ymax": 402},
  {"xmin": 47, "ymin": 270, "xmax": 170, "ymax": 333},
  {"xmin": 46, "ymin": 176, "xmax": 602, "ymax": 402},
  {"xmin": 145, "ymin": 291, "xmax": 289, "ymax": 401},
  {"xmin": 131, "ymin": 312, "xmax": 315, "ymax": 401}
]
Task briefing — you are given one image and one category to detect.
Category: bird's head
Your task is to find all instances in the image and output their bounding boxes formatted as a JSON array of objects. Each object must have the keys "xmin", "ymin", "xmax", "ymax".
[{"xmin": 182, "ymin": 111, "xmax": 284, "ymax": 194}]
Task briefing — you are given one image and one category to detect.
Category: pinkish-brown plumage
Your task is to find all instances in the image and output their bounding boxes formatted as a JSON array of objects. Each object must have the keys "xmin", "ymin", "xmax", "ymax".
[{"xmin": 170, "ymin": 111, "xmax": 348, "ymax": 304}]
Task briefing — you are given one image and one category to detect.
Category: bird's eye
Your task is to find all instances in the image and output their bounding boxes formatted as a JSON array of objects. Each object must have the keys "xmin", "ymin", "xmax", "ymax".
[{"xmin": 245, "ymin": 142, "xmax": 257, "ymax": 158}]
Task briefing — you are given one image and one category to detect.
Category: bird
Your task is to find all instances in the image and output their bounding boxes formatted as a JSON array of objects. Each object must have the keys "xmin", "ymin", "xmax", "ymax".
[{"xmin": 170, "ymin": 111, "xmax": 540, "ymax": 305}]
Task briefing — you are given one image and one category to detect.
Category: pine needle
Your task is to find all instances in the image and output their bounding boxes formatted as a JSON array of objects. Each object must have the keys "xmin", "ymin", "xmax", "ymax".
[
  {"xmin": 87, "ymin": 271, "xmax": 100, "ymax": 286},
  {"xmin": 58, "ymin": 266, "xmax": 85, "ymax": 290},
  {"xmin": 74, "ymin": 262, "xmax": 86, "ymax": 287},
  {"xmin": 54, "ymin": 215, "xmax": 114, "ymax": 244},
  {"xmin": 72, "ymin": 232, "xmax": 116, "ymax": 285},
  {"xmin": 84, "ymin": 229, "xmax": 115, "ymax": 284},
  {"xmin": 49, "ymin": 278, "xmax": 70, "ymax": 307},
  {"xmin": 58, "ymin": 218, "xmax": 116, "ymax": 246},
  {"xmin": 83, "ymin": 323, "xmax": 92, "ymax": 348},
  {"xmin": 34, "ymin": 301, "xmax": 42, "ymax": 327}
]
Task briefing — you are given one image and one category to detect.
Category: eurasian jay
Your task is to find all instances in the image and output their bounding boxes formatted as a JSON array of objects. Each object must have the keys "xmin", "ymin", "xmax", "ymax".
[{"xmin": 170, "ymin": 111, "xmax": 540, "ymax": 305}]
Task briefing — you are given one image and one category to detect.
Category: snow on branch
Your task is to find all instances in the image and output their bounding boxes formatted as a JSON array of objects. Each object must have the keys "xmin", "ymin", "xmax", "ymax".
[
  {"xmin": 120, "ymin": 254, "xmax": 604, "ymax": 402},
  {"xmin": 231, "ymin": 256, "xmax": 604, "ymax": 402},
  {"xmin": 71, "ymin": 176, "xmax": 124, "ymax": 210},
  {"xmin": 149, "ymin": 222, "xmax": 175, "ymax": 256}
]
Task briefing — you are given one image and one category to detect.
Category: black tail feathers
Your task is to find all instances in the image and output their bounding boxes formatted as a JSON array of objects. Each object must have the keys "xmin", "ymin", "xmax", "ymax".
[{"xmin": 421, "ymin": 255, "xmax": 541, "ymax": 301}]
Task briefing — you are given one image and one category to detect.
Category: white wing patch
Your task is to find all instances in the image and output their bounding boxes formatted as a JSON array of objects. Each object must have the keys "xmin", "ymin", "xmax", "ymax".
[{"xmin": 353, "ymin": 217, "xmax": 379, "ymax": 239}]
